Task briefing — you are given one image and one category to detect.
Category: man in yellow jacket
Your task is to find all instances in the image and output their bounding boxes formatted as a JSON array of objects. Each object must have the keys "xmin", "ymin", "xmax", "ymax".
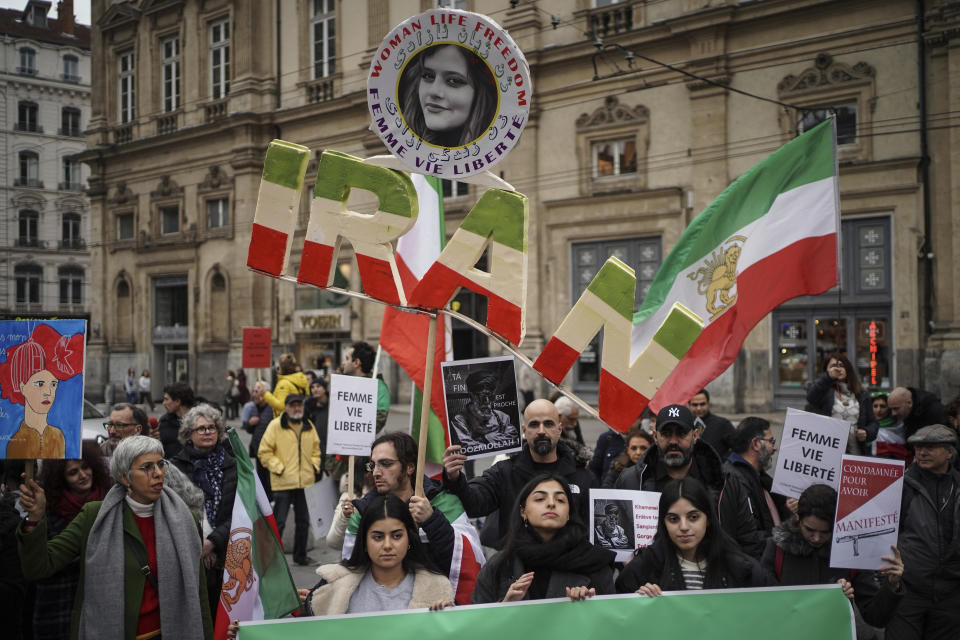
[{"xmin": 257, "ymin": 394, "xmax": 322, "ymax": 565}]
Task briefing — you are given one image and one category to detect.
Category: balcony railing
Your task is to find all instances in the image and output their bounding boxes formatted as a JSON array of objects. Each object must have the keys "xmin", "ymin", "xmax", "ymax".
[
  {"xmin": 156, "ymin": 112, "xmax": 179, "ymax": 135},
  {"xmin": 58, "ymin": 127, "xmax": 83, "ymax": 137},
  {"xmin": 61, "ymin": 73, "xmax": 81, "ymax": 83},
  {"xmin": 59, "ymin": 181, "xmax": 84, "ymax": 192},
  {"xmin": 204, "ymin": 99, "xmax": 227, "ymax": 123},
  {"xmin": 58, "ymin": 302, "xmax": 85, "ymax": 314},
  {"xmin": 15, "ymin": 122, "xmax": 43, "ymax": 133},
  {"xmin": 14, "ymin": 178, "xmax": 44, "ymax": 188},
  {"xmin": 589, "ymin": 2, "xmax": 635, "ymax": 38},
  {"xmin": 59, "ymin": 239, "xmax": 86, "ymax": 250},
  {"xmin": 307, "ymin": 77, "xmax": 336, "ymax": 104},
  {"xmin": 114, "ymin": 124, "xmax": 133, "ymax": 144},
  {"xmin": 14, "ymin": 237, "xmax": 42, "ymax": 248},
  {"xmin": 17, "ymin": 66, "xmax": 37, "ymax": 76}
]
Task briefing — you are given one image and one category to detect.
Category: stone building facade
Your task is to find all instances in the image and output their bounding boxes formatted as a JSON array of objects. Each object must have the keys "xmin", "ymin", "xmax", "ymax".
[
  {"xmin": 82, "ymin": 0, "xmax": 960, "ymax": 412},
  {"xmin": 0, "ymin": 1, "xmax": 90, "ymax": 327}
]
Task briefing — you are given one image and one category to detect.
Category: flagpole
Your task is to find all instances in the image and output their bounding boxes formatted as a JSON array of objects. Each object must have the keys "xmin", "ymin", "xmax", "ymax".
[{"xmin": 414, "ymin": 313, "xmax": 438, "ymax": 498}]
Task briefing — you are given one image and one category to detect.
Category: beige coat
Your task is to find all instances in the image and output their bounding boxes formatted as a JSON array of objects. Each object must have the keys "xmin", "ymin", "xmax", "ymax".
[{"xmin": 309, "ymin": 564, "xmax": 453, "ymax": 615}]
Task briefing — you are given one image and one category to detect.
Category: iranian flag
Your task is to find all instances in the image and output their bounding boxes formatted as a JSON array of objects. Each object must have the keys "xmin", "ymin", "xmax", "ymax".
[
  {"xmin": 632, "ymin": 118, "xmax": 840, "ymax": 410},
  {"xmin": 214, "ymin": 430, "xmax": 300, "ymax": 640},
  {"xmin": 380, "ymin": 174, "xmax": 451, "ymax": 467}
]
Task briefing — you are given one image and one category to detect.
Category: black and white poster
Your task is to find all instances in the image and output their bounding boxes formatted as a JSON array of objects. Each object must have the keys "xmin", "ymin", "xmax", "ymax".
[
  {"xmin": 589, "ymin": 488, "xmax": 660, "ymax": 562},
  {"xmin": 441, "ymin": 355, "xmax": 521, "ymax": 459}
]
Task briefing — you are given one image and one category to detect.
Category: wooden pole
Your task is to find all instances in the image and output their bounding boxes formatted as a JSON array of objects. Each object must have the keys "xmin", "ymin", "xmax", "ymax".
[
  {"xmin": 346, "ymin": 455, "xmax": 355, "ymax": 501},
  {"xmin": 414, "ymin": 313, "xmax": 438, "ymax": 498}
]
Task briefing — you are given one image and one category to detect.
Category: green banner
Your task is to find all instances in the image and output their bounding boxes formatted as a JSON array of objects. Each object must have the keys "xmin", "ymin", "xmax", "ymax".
[{"xmin": 237, "ymin": 586, "xmax": 852, "ymax": 640}]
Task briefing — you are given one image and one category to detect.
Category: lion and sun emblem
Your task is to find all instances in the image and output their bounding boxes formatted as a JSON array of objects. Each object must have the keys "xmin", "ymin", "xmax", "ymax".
[{"xmin": 686, "ymin": 235, "xmax": 745, "ymax": 320}]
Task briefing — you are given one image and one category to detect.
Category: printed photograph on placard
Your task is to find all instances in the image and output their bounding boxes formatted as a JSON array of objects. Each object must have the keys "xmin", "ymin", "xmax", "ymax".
[
  {"xmin": 592, "ymin": 499, "xmax": 634, "ymax": 550},
  {"xmin": 441, "ymin": 355, "xmax": 520, "ymax": 459},
  {"xmin": 589, "ymin": 488, "xmax": 660, "ymax": 563},
  {"xmin": 0, "ymin": 320, "xmax": 86, "ymax": 459}
]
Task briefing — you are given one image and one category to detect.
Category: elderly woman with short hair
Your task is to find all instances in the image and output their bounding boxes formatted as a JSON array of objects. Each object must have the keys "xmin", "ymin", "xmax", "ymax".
[
  {"xmin": 171, "ymin": 403, "xmax": 238, "ymax": 622},
  {"xmin": 17, "ymin": 435, "xmax": 212, "ymax": 640}
]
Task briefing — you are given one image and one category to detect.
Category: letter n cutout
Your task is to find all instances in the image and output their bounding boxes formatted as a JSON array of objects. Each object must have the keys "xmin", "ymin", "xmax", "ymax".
[
  {"xmin": 298, "ymin": 151, "xmax": 418, "ymax": 306},
  {"xmin": 533, "ymin": 257, "xmax": 704, "ymax": 432},
  {"xmin": 407, "ymin": 189, "xmax": 528, "ymax": 346}
]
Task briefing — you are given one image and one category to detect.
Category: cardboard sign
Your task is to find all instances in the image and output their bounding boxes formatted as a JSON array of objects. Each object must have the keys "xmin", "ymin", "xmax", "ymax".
[
  {"xmin": 589, "ymin": 488, "xmax": 660, "ymax": 562},
  {"xmin": 771, "ymin": 408, "xmax": 847, "ymax": 498},
  {"xmin": 441, "ymin": 355, "xmax": 521, "ymax": 459},
  {"xmin": 304, "ymin": 474, "xmax": 340, "ymax": 541},
  {"xmin": 0, "ymin": 320, "xmax": 86, "ymax": 459},
  {"xmin": 326, "ymin": 374, "xmax": 380, "ymax": 456},
  {"xmin": 242, "ymin": 327, "xmax": 272, "ymax": 369},
  {"xmin": 830, "ymin": 455, "xmax": 904, "ymax": 570},
  {"xmin": 367, "ymin": 9, "xmax": 530, "ymax": 179}
]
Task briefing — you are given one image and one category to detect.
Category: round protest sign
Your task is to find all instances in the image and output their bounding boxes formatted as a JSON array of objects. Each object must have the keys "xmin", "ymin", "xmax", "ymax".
[{"xmin": 367, "ymin": 8, "xmax": 531, "ymax": 179}]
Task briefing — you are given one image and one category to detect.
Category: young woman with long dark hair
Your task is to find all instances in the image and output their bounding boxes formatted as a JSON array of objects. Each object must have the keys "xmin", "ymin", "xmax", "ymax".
[{"xmin": 805, "ymin": 352, "xmax": 878, "ymax": 454}]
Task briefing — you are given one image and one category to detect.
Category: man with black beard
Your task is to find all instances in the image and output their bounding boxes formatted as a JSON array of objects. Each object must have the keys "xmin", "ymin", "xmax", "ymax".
[
  {"xmin": 718, "ymin": 417, "xmax": 790, "ymax": 558},
  {"xmin": 614, "ymin": 404, "xmax": 721, "ymax": 492},
  {"xmin": 442, "ymin": 398, "xmax": 596, "ymax": 547}
]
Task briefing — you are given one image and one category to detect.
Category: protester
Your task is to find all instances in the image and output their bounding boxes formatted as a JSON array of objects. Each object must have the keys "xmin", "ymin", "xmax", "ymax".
[
  {"xmin": 601, "ymin": 426, "xmax": 652, "ymax": 488},
  {"xmin": 102, "ymin": 402, "xmax": 148, "ymax": 456},
  {"xmin": 472, "ymin": 474, "xmax": 614, "ymax": 603},
  {"xmin": 31, "ymin": 441, "xmax": 112, "ymax": 640},
  {"xmin": 223, "ymin": 370, "xmax": 237, "ymax": 419},
  {"xmin": 305, "ymin": 377, "xmax": 330, "ymax": 469},
  {"xmin": 805, "ymin": 353, "xmax": 878, "ymax": 454},
  {"xmin": 339, "ymin": 432, "xmax": 482, "ymax": 602},
  {"xmin": 258, "ymin": 394, "xmax": 322, "ymax": 565},
  {"xmin": 263, "ymin": 353, "xmax": 310, "ymax": 418},
  {"xmin": 243, "ymin": 380, "xmax": 275, "ymax": 499},
  {"xmin": 555, "ymin": 396, "xmax": 592, "ymax": 468},
  {"xmin": 886, "ymin": 424, "xmax": 960, "ymax": 640},
  {"xmin": 689, "ymin": 388, "xmax": 736, "ymax": 460},
  {"xmin": 589, "ymin": 425, "xmax": 627, "ymax": 486},
  {"xmin": 871, "ymin": 391, "xmax": 910, "ymax": 461},
  {"xmin": 945, "ymin": 395, "xmax": 959, "ymax": 433},
  {"xmin": 171, "ymin": 404, "xmax": 238, "ymax": 621},
  {"xmin": 0, "ymin": 459, "xmax": 29, "ymax": 640},
  {"xmin": 138, "ymin": 369, "xmax": 154, "ymax": 411},
  {"xmin": 442, "ymin": 399, "xmax": 597, "ymax": 547},
  {"xmin": 762, "ymin": 483, "xmax": 904, "ymax": 630},
  {"xmin": 340, "ymin": 341, "xmax": 391, "ymax": 434},
  {"xmin": 124, "ymin": 367, "xmax": 138, "ymax": 404},
  {"xmin": 886, "ymin": 386, "xmax": 946, "ymax": 443},
  {"xmin": 158, "ymin": 381, "xmax": 195, "ymax": 458},
  {"xmin": 326, "ymin": 462, "xmax": 373, "ymax": 551},
  {"xmin": 17, "ymin": 435, "xmax": 212, "ymax": 640},
  {"xmin": 616, "ymin": 477, "xmax": 768, "ymax": 593},
  {"xmin": 717, "ymin": 417, "xmax": 789, "ymax": 558}
]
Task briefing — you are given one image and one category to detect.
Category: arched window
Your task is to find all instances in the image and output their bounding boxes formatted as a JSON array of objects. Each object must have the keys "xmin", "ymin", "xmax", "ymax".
[
  {"xmin": 209, "ymin": 270, "xmax": 229, "ymax": 342},
  {"xmin": 59, "ymin": 265, "xmax": 84, "ymax": 305},
  {"xmin": 15, "ymin": 264, "xmax": 42, "ymax": 304},
  {"xmin": 117, "ymin": 279, "xmax": 130, "ymax": 297},
  {"xmin": 17, "ymin": 101, "xmax": 39, "ymax": 132}
]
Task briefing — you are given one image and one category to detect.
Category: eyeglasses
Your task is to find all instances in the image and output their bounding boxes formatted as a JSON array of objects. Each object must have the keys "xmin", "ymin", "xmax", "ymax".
[
  {"xmin": 757, "ymin": 436, "xmax": 777, "ymax": 446},
  {"xmin": 365, "ymin": 459, "xmax": 398, "ymax": 472},
  {"xmin": 103, "ymin": 421, "xmax": 139, "ymax": 430},
  {"xmin": 193, "ymin": 425, "xmax": 217, "ymax": 434},
  {"xmin": 135, "ymin": 460, "xmax": 168, "ymax": 474}
]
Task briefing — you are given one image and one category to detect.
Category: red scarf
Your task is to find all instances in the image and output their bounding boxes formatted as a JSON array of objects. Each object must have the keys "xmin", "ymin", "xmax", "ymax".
[{"xmin": 53, "ymin": 484, "xmax": 108, "ymax": 522}]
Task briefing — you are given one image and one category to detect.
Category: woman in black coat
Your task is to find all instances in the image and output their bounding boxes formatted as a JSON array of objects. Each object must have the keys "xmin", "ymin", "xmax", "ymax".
[
  {"xmin": 616, "ymin": 477, "xmax": 769, "ymax": 594},
  {"xmin": 170, "ymin": 404, "xmax": 238, "ymax": 623},
  {"xmin": 805, "ymin": 353, "xmax": 878, "ymax": 454},
  {"xmin": 472, "ymin": 473, "xmax": 615, "ymax": 603}
]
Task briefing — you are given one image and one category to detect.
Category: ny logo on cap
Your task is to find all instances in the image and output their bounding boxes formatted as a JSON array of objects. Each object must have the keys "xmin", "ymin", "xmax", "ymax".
[{"xmin": 668, "ymin": 407, "xmax": 680, "ymax": 418}]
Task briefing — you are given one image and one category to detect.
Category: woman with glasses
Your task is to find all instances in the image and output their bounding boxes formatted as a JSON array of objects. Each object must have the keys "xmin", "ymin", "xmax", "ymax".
[
  {"xmin": 31, "ymin": 440, "xmax": 112, "ymax": 640},
  {"xmin": 616, "ymin": 477, "xmax": 768, "ymax": 595},
  {"xmin": 18, "ymin": 435, "xmax": 212, "ymax": 640},
  {"xmin": 170, "ymin": 404, "xmax": 237, "ymax": 623},
  {"xmin": 472, "ymin": 473, "xmax": 615, "ymax": 603}
]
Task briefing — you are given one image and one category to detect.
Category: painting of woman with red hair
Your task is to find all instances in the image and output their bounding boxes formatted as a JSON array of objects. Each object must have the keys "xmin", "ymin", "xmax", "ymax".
[{"xmin": 0, "ymin": 321, "xmax": 85, "ymax": 459}]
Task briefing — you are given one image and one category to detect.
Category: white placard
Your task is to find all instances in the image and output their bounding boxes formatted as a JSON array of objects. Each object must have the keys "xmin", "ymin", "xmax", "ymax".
[
  {"xmin": 304, "ymin": 474, "xmax": 339, "ymax": 541},
  {"xmin": 830, "ymin": 455, "xmax": 904, "ymax": 570},
  {"xmin": 589, "ymin": 488, "xmax": 660, "ymax": 563},
  {"xmin": 326, "ymin": 374, "xmax": 380, "ymax": 456},
  {"xmin": 771, "ymin": 408, "xmax": 848, "ymax": 499}
]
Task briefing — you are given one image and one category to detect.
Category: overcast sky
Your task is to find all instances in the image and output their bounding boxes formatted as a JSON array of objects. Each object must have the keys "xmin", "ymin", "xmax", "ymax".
[{"xmin": 0, "ymin": 0, "xmax": 92, "ymax": 25}]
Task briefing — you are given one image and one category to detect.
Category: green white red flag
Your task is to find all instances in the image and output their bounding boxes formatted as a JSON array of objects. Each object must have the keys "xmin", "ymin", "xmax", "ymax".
[
  {"xmin": 214, "ymin": 430, "xmax": 300, "ymax": 640},
  {"xmin": 633, "ymin": 118, "xmax": 840, "ymax": 410}
]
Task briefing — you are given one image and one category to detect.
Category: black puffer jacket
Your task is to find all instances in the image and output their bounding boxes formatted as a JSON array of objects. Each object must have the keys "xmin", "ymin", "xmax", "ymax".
[
  {"xmin": 898, "ymin": 463, "xmax": 960, "ymax": 597},
  {"xmin": 900, "ymin": 387, "xmax": 947, "ymax": 442},
  {"xmin": 616, "ymin": 535, "xmax": 769, "ymax": 593},
  {"xmin": 761, "ymin": 519, "xmax": 903, "ymax": 627},
  {"xmin": 443, "ymin": 441, "xmax": 596, "ymax": 547},
  {"xmin": 717, "ymin": 456, "xmax": 777, "ymax": 559}
]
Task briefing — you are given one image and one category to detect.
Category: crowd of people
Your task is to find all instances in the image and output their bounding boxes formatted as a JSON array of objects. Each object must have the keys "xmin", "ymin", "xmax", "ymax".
[{"xmin": 1, "ymin": 345, "xmax": 958, "ymax": 640}]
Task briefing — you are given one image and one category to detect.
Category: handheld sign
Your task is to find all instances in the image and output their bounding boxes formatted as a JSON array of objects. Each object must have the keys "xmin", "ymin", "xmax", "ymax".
[
  {"xmin": 242, "ymin": 327, "xmax": 272, "ymax": 369},
  {"xmin": 0, "ymin": 320, "xmax": 86, "ymax": 460},
  {"xmin": 441, "ymin": 355, "xmax": 521, "ymax": 460},
  {"xmin": 589, "ymin": 488, "xmax": 660, "ymax": 562},
  {"xmin": 830, "ymin": 455, "xmax": 903, "ymax": 570},
  {"xmin": 771, "ymin": 408, "xmax": 847, "ymax": 498},
  {"xmin": 326, "ymin": 374, "xmax": 379, "ymax": 456}
]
